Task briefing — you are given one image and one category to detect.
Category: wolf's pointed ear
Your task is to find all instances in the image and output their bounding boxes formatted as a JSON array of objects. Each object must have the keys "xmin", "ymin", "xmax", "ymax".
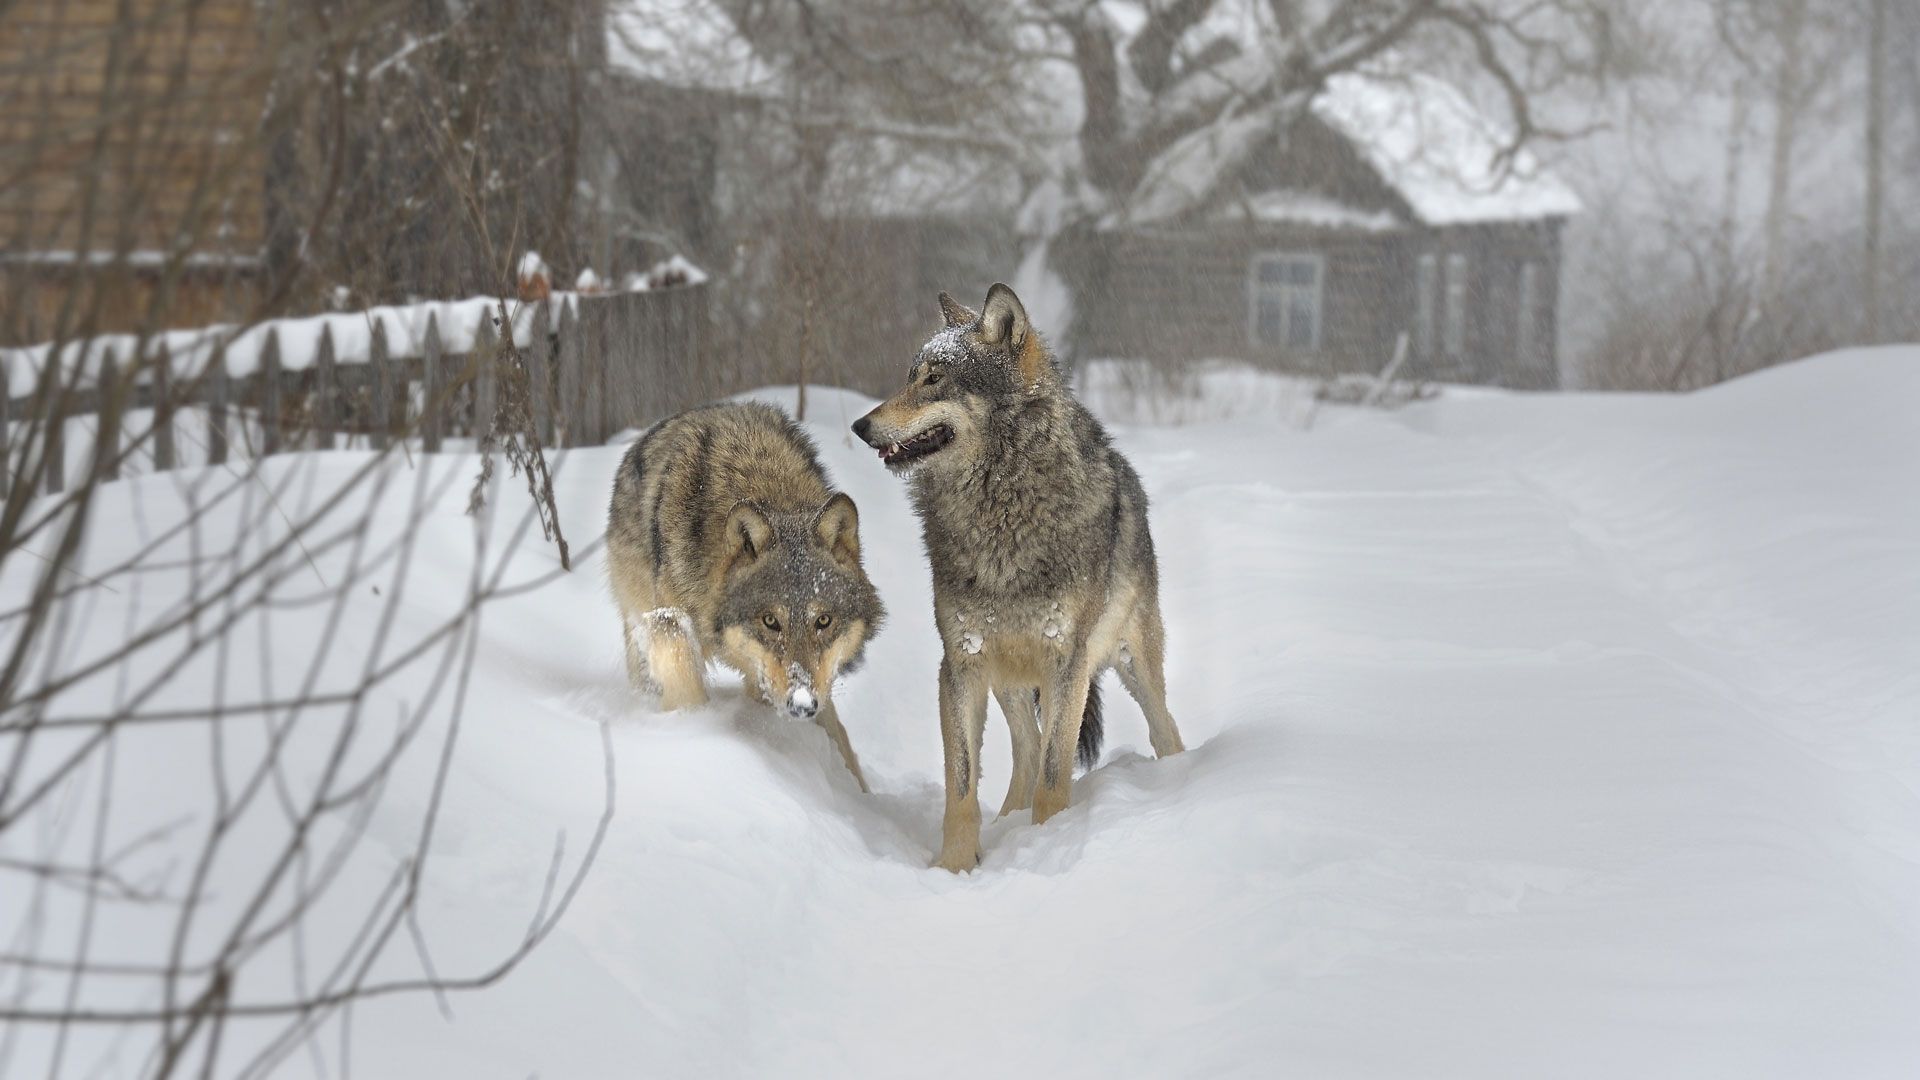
[
  {"xmin": 812, "ymin": 492, "xmax": 861, "ymax": 572},
  {"xmin": 724, "ymin": 501, "xmax": 775, "ymax": 574},
  {"xmin": 978, "ymin": 283, "xmax": 1029, "ymax": 350},
  {"xmin": 937, "ymin": 291, "xmax": 977, "ymax": 329}
]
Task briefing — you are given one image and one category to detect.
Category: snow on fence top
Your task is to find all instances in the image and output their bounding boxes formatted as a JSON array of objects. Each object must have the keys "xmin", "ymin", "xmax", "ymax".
[
  {"xmin": 1, "ymin": 294, "xmax": 574, "ymax": 398},
  {"xmin": 2, "ymin": 247, "xmax": 708, "ymax": 399}
]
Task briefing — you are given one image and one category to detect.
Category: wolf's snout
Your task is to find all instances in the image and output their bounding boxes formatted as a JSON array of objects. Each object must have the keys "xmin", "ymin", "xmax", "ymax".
[
  {"xmin": 851, "ymin": 414, "xmax": 874, "ymax": 445},
  {"xmin": 783, "ymin": 684, "xmax": 819, "ymax": 719}
]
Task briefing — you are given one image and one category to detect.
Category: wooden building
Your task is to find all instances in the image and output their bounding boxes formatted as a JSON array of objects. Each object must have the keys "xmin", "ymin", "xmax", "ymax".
[
  {"xmin": 0, "ymin": 0, "xmax": 269, "ymax": 343},
  {"xmin": 1071, "ymin": 71, "xmax": 1580, "ymax": 389},
  {"xmin": 0, "ymin": 0, "xmax": 750, "ymax": 345}
]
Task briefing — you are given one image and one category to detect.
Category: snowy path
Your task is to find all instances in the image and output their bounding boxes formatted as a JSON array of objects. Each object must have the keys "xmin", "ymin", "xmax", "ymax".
[{"xmin": 6, "ymin": 350, "xmax": 1917, "ymax": 1078}]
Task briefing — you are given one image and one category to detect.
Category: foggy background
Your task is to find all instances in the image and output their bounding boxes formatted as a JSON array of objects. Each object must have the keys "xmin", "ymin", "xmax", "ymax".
[
  {"xmin": 5, "ymin": 0, "xmax": 1915, "ymax": 394},
  {"xmin": 2, "ymin": 3, "xmax": 1917, "ymax": 1078}
]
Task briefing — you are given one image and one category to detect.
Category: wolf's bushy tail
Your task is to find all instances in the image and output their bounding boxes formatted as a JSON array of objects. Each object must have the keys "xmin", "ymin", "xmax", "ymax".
[{"xmin": 1077, "ymin": 677, "xmax": 1104, "ymax": 770}]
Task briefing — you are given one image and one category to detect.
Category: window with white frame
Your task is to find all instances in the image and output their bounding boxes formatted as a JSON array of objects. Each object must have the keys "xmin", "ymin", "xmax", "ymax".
[
  {"xmin": 1414, "ymin": 253, "xmax": 1437, "ymax": 357},
  {"xmin": 1249, "ymin": 253, "xmax": 1324, "ymax": 350},
  {"xmin": 1516, "ymin": 260, "xmax": 1541, "ymax": 364},
  {"xmin": 1443, "ymin": 252, "xmax": 1469, "ymax": 356}
]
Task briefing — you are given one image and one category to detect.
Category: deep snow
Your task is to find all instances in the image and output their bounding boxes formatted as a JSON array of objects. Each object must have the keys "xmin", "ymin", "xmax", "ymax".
[{"xmin": 4, "ymin": 348, "xmax": 1918, "ymax": 1078}]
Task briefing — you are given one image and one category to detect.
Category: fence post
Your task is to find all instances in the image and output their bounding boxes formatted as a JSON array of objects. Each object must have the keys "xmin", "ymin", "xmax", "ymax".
[
  {"xmin": 260, "ymin": 328, "xmax": 282, "ymax": 455},
  {"xmin": 208, "ymin": 346, "xmax": 230, "ymax": 465},
  {"xmin": 602, "ymin": 294, "xmax": 633, "ymax": 438},
  {"xmin": 690, "ymin": 286, "xmax": 711, "ymax": 401},
  {"xmin": 579, "ymin": 298, "xmax": 597, "ymax": 444},
  {"xmin": 314, "ymin": 324, "xmax": 338, "ymax": 450},
  {"xmin": 422, "ymin": 313, "xmax": 444, "ymax": 453},
  {"xmin": 473, "ymin": 308, "xmax": 497, "ymax": 439},
  {"xmin": 556, "ymin": 300, "xmax": 581, "ymax": 448},
  {"xmin": 660, "ymin": 289, "xmax": 685, "ymax": 408},
  {"xmin": 96, "ymin": 348, "xmax": 121, "ymax": 482},
  {"xmin": 676, "ymin": 288, "xmax": 697, "ymax": 410},
  {"xmin": 44, "ymin": 347, "xmax": 64, "ymax": 495},
  {"xmin": 152, "ymin": 342, "xmax": 175, "ymax": 471},
  {"xmin": 583, "ymin": 294, "xmax": 606, "ymax": 441},
  {"xmin": 369, "ymin": 319, "xmax": 392, "ymax": 451},
  {"xmin": 526, "ymin": 299, "xmax": 552, "ymax": 443},
  {"xmin": 0, "ymin": 356, "xmax": 10, "ymax": 501}
]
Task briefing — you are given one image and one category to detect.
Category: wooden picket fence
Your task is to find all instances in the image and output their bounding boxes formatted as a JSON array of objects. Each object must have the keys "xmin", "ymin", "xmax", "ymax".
[{"xmin": 1, "ymin": 285, "xmax": 709, "ymax": 499}]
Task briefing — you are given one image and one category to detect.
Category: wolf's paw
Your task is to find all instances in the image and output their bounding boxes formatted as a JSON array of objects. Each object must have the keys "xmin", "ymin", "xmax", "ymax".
[
  {"xmin": 657, "ymin": 681, "xmax": 709, "ymax": 711},
  {"xmin": 1031, "ymin": 789, "xmax": 1070, "ymax": 825},
  {"xmin": 931, "ymin": 845, "xmax": 981, "ymax": 874}
]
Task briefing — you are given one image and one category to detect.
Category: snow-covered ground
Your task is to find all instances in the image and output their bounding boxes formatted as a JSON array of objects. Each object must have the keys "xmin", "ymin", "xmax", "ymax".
[{"xmin": 5, "ymin": 348, "xmax": 1918, "ymax": 1077}]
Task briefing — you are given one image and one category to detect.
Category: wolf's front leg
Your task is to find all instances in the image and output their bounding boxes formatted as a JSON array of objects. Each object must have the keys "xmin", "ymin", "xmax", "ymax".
[
  {"xmin": 642, "ymin": 607, "xmax": 708, "ymax": 710},
  {"xmin": 813, "ymin": 695, "xmax": 868, "ymax": 793},
  {"xmin": 933, "ymin": 654, "xmax": 988, "ymax": 872},
  {"xmin": 1032, "ymin": 651, "xmax": 1094, "ymax": 826}
]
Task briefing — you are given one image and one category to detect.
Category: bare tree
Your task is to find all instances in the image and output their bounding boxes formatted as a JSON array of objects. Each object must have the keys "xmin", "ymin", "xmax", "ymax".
[
  {"xmin": 1016, "ymin": 0, "xmax": 1626, "ymax": 362},
  {"xmin": 2, "ymin": 4, "xmax": 605, "ymax": 1076},
  {"xmin": 1711, "ymin": 0, "xmax": 1851, "ymax": 305},
  {"xmin": 703, "ymin": 0, "xmax": 1036, "ymax": 405},
  {"xmin": 1862, "ymin": 0, "xmax": 1887, "ymax": 342}
]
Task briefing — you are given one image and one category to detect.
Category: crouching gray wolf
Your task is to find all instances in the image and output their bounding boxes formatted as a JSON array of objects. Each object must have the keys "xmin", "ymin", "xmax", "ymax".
[
  {"xmin": 853, "ymin": 284, "xmax": 1185, "ymax": 871},
  {"xmin": 607, "ymin": 402, "xmax": 884, "ymax": 790}
]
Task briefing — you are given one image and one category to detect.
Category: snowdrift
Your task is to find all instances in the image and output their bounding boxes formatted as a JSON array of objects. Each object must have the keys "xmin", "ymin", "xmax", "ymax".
[{"xmin": 4, "ymin": 348, "xmax": 1917, "ymax": 1078}]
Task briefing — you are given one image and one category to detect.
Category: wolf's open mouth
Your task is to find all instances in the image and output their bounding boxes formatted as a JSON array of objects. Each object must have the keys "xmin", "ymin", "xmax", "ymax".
[{"xmin": 879, "ymin": 424, "xmax": 954, "ymax": 467}]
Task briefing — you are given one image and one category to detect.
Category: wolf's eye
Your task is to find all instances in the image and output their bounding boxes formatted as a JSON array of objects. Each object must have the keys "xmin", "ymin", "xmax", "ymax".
[
  {"xmin": 925, "ymin": 371, "xmax": 943, "ymax": 386},
  {"xmin": 762, "ymin": 613, "xmax": 782, "ymax": 632},
  {"xmin": 814, "ymin": 613, "xmax": 833, "ymax": 631}
]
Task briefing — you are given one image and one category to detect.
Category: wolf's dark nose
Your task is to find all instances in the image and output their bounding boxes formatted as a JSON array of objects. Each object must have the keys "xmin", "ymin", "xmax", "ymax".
[{"xmin": 851, "ymin": 415, "xmax": 872, "ymax": 443}]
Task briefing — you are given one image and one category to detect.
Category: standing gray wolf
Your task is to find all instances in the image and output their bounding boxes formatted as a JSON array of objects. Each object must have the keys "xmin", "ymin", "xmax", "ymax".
[
  {"xmin": 607, "ymin": 402, "xmax": 884, "ymax": 790},
  {"xmin": 852, "ymin": 284, "xmax": 1185, "ymax": 871}
]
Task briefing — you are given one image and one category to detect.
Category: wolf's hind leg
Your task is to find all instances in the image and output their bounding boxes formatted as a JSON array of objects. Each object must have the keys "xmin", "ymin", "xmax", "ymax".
[
  {"xmin": 643, "ymin": 607, "xmax": 708, "ymax": 710},
  {"xmin": 993, "ymin": 687, "xmax": 1041, "ymax": 817},
  {"xmin": 813, "ymin": 696, "xmax": 869, "ymax": 793},
  {"xmin": 1032, "ymin": 656, "xmax": 1095, "ymax": 826},
  {"xmin": 1115, "ymin": 605, "xmax": 1185, "ymax": 758}
]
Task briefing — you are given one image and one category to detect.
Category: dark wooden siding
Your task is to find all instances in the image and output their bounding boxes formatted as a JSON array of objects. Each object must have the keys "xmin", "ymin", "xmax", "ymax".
[
  {"xmin": 1418, "ymin": 220, "xmax": 1564, "ymax": 388},
  {"xmin": 1081, "ymin": 217, "xmax": 1566, "ymax": 389},
  {"xmin": 0, "ymin": 0, "xmax": 265, "ymax": 255},
  {"xmin": 1082, "ymin": 225, "xmax": 1411, "ymax": 375}
]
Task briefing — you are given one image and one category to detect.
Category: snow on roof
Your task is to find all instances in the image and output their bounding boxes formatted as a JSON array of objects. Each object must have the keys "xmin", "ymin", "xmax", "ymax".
[
  {"xmin": 1212, "ymin": 189, "xmax": 1400, "ymax": 231},
  {"xmin": 606, "ymin": 0, "xmax": 780, "ymax": 96},
  {"xmin": 1103, "ymin": 1, "xmax": 1582, "ymax": 232},
  {"xmin": 1112, "ymin": 109, "xmax": 1275, "ymax": 228},
  {"xmin": 1310, "ymin": 71, "xmax": 1582, "ymax": 225},
  {"xmin": 818, "ymin": 135, "xmax": 1023, "ymax": 221}
]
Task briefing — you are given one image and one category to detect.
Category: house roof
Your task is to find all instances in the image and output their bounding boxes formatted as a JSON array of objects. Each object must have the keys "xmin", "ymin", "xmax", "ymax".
[
  {"xmin": 1109, "ymin": 10, "xmax": 1581, "ymax": 232},
  {"xmin": 605, "ymin": 0, "xmax": 781, "ymax": 96},
  {"xmin": 1310, "ymin": 71, "xmax": 1582, "ymax": 226},
  {"xmin": 1210, "ymin": 189, "xmax": 1400, "ymax": 231}
]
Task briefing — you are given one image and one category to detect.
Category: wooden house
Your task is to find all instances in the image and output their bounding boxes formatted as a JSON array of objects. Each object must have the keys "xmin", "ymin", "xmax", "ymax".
[
  {"xmin": 0, "ymin": 0, "xmax": 754, "ymax": 344},
  {"xmin": 1071, "ymin": 71, "xmax": 1581, "ymax": 389}
]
